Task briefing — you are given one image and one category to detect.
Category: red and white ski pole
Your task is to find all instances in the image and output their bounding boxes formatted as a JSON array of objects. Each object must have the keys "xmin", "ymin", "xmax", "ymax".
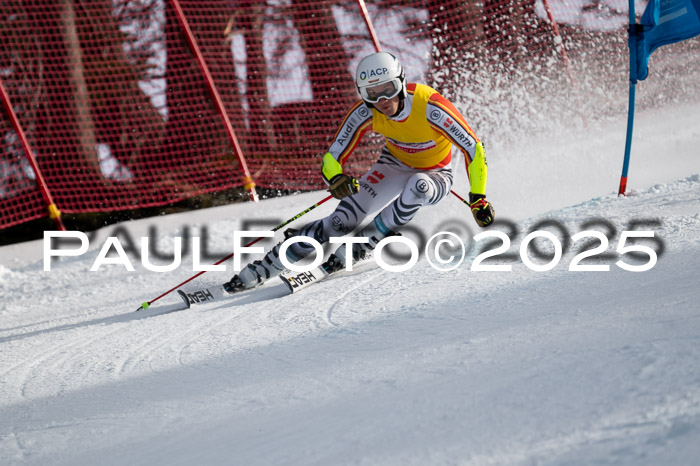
[{"xmin": 138, "ymin": 194, "xmax": 334, "ymax": 311}]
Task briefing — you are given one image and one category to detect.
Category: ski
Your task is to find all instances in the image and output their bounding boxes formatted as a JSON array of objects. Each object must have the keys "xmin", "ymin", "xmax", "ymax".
[
  {"xmin": 279, "ymin": 255, "xmax": 376, "ymax": 294},
  {"xmin": 177, "ymin": 284, "xmax": 228, "ymax": 309},
  {"xmin": 279, "ymin": 266, "xmax": 330, "ymax": 294},
  {"xmin": 177, "ymin": 267, "xmax": 332, "ymax": 309},
  {"xmin": 177, "ymin": 256, "xmax": 375, "ymax": 308}
]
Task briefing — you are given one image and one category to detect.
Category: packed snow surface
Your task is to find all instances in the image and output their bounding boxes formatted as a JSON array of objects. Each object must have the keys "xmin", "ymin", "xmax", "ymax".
[{"xmin": 1, "ymin": 100, "xmax": 700, "ymax": 464}]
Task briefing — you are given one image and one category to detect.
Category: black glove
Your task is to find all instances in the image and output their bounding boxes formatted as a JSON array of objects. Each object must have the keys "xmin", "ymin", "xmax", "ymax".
[
  {"xmin": 328, "ymin": 174, "xmax": 359, "ymax": 199},
  {"xmin": 469, "ymin": 193, "xmax": 495, "ymax": 227}
]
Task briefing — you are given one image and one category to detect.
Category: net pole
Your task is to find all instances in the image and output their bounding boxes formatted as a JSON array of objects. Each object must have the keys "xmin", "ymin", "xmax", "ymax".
[
  {"xmin": 168, "ymin": 0, "xmax": 259, "ymax": 202},
  {"xmin": 0, "ymin": 79, "xmax": 66, "ymax": 231},
  {"xmin": 356, "ymin": 0, "xmax": 382, "ymax": 52}
]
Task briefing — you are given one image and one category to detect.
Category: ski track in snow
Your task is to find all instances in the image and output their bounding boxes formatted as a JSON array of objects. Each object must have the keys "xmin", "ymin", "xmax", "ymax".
[{"xmin": 1, "ymin": 104, "xmax": 700, "ymax": 464}]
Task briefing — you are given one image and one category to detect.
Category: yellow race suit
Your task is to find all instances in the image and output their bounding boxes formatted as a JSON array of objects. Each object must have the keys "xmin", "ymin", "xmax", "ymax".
[{"xmin": 323, "ymin": 83, "xmax": 487, "ymax": 196}]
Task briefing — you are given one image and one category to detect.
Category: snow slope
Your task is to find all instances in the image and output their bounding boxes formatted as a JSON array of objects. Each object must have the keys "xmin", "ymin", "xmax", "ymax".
[{"xmin": 1, "ymin": 101, "xmax": 700, "ymax": 464}]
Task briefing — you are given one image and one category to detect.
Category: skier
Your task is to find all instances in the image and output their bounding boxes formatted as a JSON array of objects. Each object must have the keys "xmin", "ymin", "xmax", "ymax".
[{"xmin": 224, "ymin": 51, "xmax": 494, "ymax": 293}]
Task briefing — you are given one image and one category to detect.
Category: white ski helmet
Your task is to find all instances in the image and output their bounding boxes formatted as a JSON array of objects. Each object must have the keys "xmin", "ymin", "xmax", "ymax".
[{"xmin": 355, "ymin": 52, "xmax": 407, "ymax": 104}]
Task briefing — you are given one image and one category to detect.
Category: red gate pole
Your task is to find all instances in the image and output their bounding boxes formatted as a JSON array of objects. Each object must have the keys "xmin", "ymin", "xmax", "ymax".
[
  {"xmin": 168, "ymin": 0, "xmax": 259, "ymax": 202},
  {"xmin": 0, "ymin": 79, "xmax": 66, "ymax": 231},
  {"xmin": 356, "ymin": 0, "xmax": 382, "ymax": 52}
]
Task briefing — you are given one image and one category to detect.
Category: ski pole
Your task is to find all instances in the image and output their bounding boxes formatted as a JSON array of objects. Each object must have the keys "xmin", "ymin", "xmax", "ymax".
[
  {"xmin": 450, "ymin": 189, "xmax": 469, "ymax": 205},
  {"xmin": 139, "ymin": 194, "xmax": 334, "ymax": 310}
]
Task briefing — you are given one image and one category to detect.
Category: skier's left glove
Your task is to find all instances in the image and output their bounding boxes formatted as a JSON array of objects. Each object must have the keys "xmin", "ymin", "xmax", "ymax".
[{"xmin": 469, "ymin": 193, "xmax": 495, "ymax": 227}]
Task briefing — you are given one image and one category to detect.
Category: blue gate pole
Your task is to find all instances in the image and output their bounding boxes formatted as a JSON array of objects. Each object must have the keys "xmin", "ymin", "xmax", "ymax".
[
  {"xmin": 619, "ymin": 83, "xmax": 636, "ymax": 196},
  {"xmin": 618, "ymin": 0, "xmax": 637, "ymax": 196}
]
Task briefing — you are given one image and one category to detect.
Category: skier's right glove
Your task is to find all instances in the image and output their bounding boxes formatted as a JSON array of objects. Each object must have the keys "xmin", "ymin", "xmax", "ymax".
[
  {"xmin": 322, "ymin": 151, "xmax": 359, "ymax": 199},
  {"xmin": 469, "ymin": 193, "xmax": 495, "ymax": 227},
  {"xmin": 328, "ymin": 174, "xmax": 359, "ymax": 199}
]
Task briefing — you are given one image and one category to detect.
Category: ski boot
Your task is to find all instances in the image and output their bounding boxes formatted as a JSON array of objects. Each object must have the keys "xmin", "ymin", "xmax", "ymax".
[
  {"xmin": 322, "ymin": 215, "xmax": 397, "ymax": 274},
  {"xmin": 321, "ymin": 253, "xmax": 345, "ymax": 274},
  {"xmin": 224, "ymin": 232, "xmax": 302, "ymax": 294}
]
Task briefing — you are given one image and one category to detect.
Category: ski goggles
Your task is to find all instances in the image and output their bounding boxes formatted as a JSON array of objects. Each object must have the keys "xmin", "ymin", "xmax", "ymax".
[{"xmin": 360, "ymin": 79, "xmax": 402, "ymax": 103}]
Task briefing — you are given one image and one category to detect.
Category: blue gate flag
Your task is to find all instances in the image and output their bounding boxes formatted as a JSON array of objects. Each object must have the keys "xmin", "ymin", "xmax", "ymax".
[
  {"xmin": 630, "ymin": 0, "xmax": 700, "ymax": 82},
  {"xmin": 621, "ymin": 0, "xmax": 700, "ymax": 195}
]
